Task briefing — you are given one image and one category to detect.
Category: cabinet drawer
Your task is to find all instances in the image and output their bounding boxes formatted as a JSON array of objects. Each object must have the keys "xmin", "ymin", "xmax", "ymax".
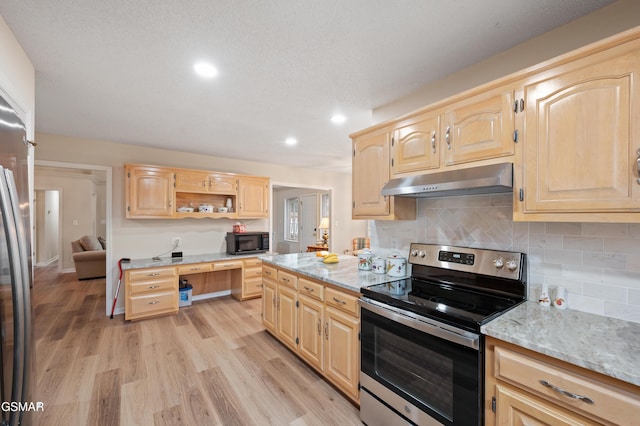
[
  {"xmin": 213, "ymin": 260, "xmax": 243, "ymax": 271},
  {"xmin": 262, "ymin": 265, "xmax": 277, "ymax": 281},
  {"xmin": 325, "ymin": 287, "xmax": 359, "ymax": 316},
  {"xmin": 277, "ymin": 270, "xmax": 298, "ymax": 289},
  {"xmin": 494, "ymin": 346, "xmax": 640, "ymax": 424},
  {"xmin": 177, "ymin": 262, "xmax": 213, "ymax": 275},
  {"xmin": 244, "ymin": 266, "xmax": 262, "ymax": 279},
  {"xmin": 129, "ymin": 276, "xmax": 177, "ymax": 295},
  {"xmin": 127, "ymin": 267, "xmax": 176, "ymax": 282},
  {"xmin": 128, "ymin": 291, "xmax": 178, "ymax": 318},
  {"xmin": 243, "ymin": 258, "xmax": 262, "ymax": 268},
  {"xmin": 244, "ymin": 276, "xmax": 263, "ymax": 296},
  {"xmin": 298, "ymin": 277, "xmax": 324, "ymax": 302}
]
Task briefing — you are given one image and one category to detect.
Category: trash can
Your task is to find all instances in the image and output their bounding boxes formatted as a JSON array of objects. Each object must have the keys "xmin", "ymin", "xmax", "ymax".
[{"xmin": 179, "ymin": 284, "xmax": 192, "ymax": 307}]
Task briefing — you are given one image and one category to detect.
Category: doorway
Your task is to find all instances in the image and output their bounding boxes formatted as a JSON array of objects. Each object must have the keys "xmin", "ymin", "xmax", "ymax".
[
  {"xmin": 272, "ymin": 183, "xmax": 332, "ymax": 254},
  {"xmin": 34, "ymin": 189, "xmax": 60, "ymax": 266},
  {"xmin": 33, "ymin": 160, "xmax": 113, "ymax": 313}
]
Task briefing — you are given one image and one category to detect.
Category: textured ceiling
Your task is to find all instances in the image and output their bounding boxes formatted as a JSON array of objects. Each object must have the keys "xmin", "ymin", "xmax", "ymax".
[{"xmin": 0, "ymin": 0, "xmax": 615, "ymax": 173}]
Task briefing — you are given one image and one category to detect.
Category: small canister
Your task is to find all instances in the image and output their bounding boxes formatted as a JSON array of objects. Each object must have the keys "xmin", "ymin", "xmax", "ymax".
[
  {"xmin": 233, "ymin": 222, "xmax": 246, "ymax": 233},
  {"xmin": 372, "ymin": 257, "xmax": 386, "ymax": 274},
  {"xmin": 386, "ymin": 255, "xmax": 407, "ymax": 277},
  {"xmin": 358, "ymin": 249, "xmax": 374, "ymax": 271}
]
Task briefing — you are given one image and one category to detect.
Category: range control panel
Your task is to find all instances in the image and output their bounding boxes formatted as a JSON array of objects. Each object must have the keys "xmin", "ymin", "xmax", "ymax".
[
  {"xmin": 409, "ymin": 243, "xmax": 524, "ymax": 279},
  {"xmin": 438, "ymin": 251, "xmax": 475, "ymax": 265}
]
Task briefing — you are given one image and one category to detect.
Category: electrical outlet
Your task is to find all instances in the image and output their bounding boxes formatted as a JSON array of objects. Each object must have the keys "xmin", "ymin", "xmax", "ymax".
[{"xmin": 171, "ymin": 237, "xmax": 181, "ymax": 248}]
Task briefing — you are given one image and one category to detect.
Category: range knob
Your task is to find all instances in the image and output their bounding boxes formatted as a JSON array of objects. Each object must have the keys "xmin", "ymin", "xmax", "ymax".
[
  {"xmin": 493, "ymin": 258, "xmax": 504, "ymax": 269},
  {"xmin": 410, "ymin": 250, "xmax": 418, "ymax": 257},
  {"xmin": 418, "ymin": 250, "xmax": 426, "ymax": 258},
  {"xmin": 506, "ymin": 259, "xmax": 519, "ymax": 271}
]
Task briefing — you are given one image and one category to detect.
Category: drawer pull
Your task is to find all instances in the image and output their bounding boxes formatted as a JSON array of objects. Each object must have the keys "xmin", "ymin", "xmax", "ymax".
[
  {"xmin": 539, "ymin": 380, "xmax": 594, "ymax": 405},
  {"xmin": 148, "ymin": 301, "xmax": 160, "ymax": 305},
  {"xmin": 254, "ymin": 272, "xmax": 261, "ymax": 275},
  {"xmin": 257, "ymin": 284, "xmax": 263, "ymax": 287},
  {"xmin": 264, "ymin": 270, "xmax": 272, "ymax": 275},
  {"xmin": 303, "ymin": 286, "xmax": 314, "ymax": 292},
  {"xmin": 147, "ymin": 285, "xmax": 160, "ymax": 289},
  {"xmin": 332, "ymin": 297, "xmax": 346, "ymax": 305},
  {"xmin": 147, "ymin": 273, "xmax": 161, "ymax": 277},
  {"xmin": 191, "ymin": 267, "xmax": 201, "ymax": 271}
]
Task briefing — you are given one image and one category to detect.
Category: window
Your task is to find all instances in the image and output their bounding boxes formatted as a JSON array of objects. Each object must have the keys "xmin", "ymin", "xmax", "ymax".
[{"xmin": 285, "ymin": 197, "xmax": 299, "ymax": 241}]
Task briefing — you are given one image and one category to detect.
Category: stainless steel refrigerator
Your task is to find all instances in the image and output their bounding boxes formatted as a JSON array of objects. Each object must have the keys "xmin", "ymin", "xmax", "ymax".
[{"xmin": 0, "ymin": 93, "xmax": 35, "ymax": 425}]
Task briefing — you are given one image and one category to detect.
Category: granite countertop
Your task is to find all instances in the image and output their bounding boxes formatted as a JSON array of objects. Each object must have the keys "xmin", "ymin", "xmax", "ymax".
[
  {"xmin": 481, "ymin": 301, "xmax": 640, "ymax": 387},
  {"xmin": 261, "ymin": 252, "xmax": 410, "ymax": 293},
  {"xmin": 120, "ymin": 252, "xmax": 269, "ymax": 271}
]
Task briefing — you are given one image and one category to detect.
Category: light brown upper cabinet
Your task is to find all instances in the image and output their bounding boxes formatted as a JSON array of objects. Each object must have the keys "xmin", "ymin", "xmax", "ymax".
[
  {"xmin": 174, "ymin": 169, "xmax": 211, "ymax": 193},
  {"xmin": 352, "ymin": 127, "xmax": 416, "ymax": 220},
  {"xmin": 237, "ymin": 176, "xmax": 270, "ymax": 218},
  {"xmin": 353, "ymin": 26, "xmax": 640, "ymax": 222},
  {"xmin": 443, "ymin": 86, "xmax": 516, "ymax": 166},
  {"xmin": 125, "ymin": 163, "xmax": 270, "ymax": 219},
  {"xmin": 125, "ymin": 164, "xmax": 175, "ymax": 218},
  {"xmin": 516, "ymin": 32, "xmax": 640, "ymax": 222},
  {"xmin": 391, "ymin": 111, "xmax": 441, "ymax": 175}
]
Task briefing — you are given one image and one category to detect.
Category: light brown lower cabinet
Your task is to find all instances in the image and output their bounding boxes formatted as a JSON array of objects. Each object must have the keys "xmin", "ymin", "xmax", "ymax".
[
  {"xmin": 485, "ymin": 336, "xmax": 640, "ymax": 426},
  {"xmin": 125, "ymin": 266, "xmax": 179, "ymax": 321},
  {"xmin": 230, "ymin": 258, "xmax": 263, "ymax": 301},
  {"xmin": 262, "ymin": 267, "xmax": 360, "ymax": 403}
]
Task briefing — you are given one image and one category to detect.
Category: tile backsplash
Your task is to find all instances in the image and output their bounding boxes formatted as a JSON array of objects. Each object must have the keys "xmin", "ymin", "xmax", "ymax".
[{"xmin": 368, "ymin": 193, "xmax": 640, "ymax": 323}]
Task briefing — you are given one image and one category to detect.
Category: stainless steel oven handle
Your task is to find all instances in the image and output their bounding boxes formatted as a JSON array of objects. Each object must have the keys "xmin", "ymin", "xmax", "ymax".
[{"xmin": 360, "ymin": 297, "xmax": 480, "ymax": 350}]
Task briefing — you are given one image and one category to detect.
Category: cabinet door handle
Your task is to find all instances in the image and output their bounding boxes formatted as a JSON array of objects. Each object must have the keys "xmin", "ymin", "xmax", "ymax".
[
  {"xmin": 332, "ymin": 297, "xmax": 346, "ymax": 305},
  {"xmin": 317, "ymin": 319, "xmax": 321, "ymax": 336},
  {"xmin": 431, "ymin": 131, "xmax": 437, "ymax": 153},
  {"xmin": 148, "ymin": 301, "xmax": 160, "ymax": 305},
  {"xmin": 147, "ymin": 285, "xmax": 160, "ymax": 289},
  {"xmin": 445, "ymin": 126, "xmax": 451, "ymax": 150},
  {"xmin": 636, "ymin": 148, "xmax": 640, "ymax": 184},
  {"xmin": 324, "ymin": 322, "xmax": 329, "ymax": 340},
  {"xmin": 539, "ymin": 380, "xmax": 594, "ymax": 405}
]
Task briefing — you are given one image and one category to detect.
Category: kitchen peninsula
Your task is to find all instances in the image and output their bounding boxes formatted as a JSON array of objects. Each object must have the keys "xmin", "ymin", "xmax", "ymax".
[
  {"xmin": 260, "ymin": 252, "xmax": 409, "ymax": 403},
  {"xmin": 121, "ymin": 252, "xmax": 265, "ymax": 320}
]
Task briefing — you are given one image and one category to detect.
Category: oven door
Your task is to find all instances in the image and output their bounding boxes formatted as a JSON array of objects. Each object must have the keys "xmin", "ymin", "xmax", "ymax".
[{"xmin": 360, "ymin": 298, "xmax": 482, "ymax": 426}]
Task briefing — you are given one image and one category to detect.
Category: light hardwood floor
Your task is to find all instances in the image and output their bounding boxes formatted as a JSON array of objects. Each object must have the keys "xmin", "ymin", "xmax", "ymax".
[{"xmin": 32, "ymin": 266, "xmax": 361, "ymax": 425}]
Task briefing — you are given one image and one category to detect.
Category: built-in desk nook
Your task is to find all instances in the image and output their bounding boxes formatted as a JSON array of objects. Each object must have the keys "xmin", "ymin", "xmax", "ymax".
[{"xmin": 121, "ymin": 253, "xmax": 264, "ymax": 321}]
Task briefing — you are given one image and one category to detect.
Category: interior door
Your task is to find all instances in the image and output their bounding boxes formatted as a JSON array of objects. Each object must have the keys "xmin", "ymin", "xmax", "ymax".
[{"xmin": 300, "ymin": 194, "xmax": 318, "ymax": 252}]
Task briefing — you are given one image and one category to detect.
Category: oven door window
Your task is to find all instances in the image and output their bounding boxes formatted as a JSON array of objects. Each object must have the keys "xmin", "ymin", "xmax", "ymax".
[{"xmin": 361, "ymin": 308, "xmax": 480, "ymax": 425}]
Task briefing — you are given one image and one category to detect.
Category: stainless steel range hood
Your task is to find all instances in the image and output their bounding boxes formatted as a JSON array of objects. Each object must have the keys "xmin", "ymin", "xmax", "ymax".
[{"xmin": 381, "ymin": 162, "xmax": 513, "ymax": 198}]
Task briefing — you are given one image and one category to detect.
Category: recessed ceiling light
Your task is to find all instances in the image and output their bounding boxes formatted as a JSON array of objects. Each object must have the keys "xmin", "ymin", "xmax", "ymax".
[
  {"xmin": 285, "ymin": 137, "xmax": 298, "ymax": 146},
  {"xmin": 331, "ymin": 114, "xmax": 346, "ymax": 124},
  {"xmin": 193, "ymin": 61, "xmax": 218, "ymax": 78}
]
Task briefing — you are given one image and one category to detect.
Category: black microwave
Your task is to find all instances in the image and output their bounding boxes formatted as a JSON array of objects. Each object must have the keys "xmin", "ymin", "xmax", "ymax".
[{"xmin": 226, "ymin": 232, "xmax": 269, "ymax": 255}]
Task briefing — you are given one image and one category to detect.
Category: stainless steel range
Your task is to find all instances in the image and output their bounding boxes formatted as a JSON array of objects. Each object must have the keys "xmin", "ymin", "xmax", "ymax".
[{"xmin": 359, "ymin": 243, "xmax": 527, "ymax": 426}]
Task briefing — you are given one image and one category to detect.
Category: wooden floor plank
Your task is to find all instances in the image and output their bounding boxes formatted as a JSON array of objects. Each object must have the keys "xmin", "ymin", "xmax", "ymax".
[
  {"xmin": 32, "ymin": 265, "xmax": 360, "ymax": 425},
  {"xmin": 86, "ymin": 368, "xmax": 121, "ymax": 426}
]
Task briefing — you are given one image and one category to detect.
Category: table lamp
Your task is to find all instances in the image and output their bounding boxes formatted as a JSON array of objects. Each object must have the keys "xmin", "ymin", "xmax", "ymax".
[{"xmin": 319, "ymin": 217, "xmax": 330, "ymax": 247}]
